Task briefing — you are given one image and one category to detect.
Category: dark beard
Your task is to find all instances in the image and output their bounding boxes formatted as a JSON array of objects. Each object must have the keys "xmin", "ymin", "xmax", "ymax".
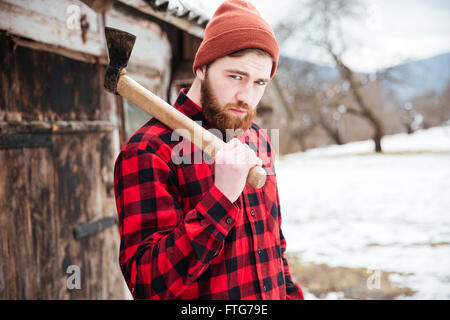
[{"xmin": 200, "ymin": 75, "xmax": 256, "ymax": 140}]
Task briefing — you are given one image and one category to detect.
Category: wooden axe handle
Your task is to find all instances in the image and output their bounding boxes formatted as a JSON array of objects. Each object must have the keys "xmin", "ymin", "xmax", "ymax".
[{"xmin": 117, "ymin": 71, "xmax": 267, "ymax": 189}]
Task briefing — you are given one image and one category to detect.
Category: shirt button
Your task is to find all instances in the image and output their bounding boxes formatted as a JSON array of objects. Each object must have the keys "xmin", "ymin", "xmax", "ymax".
[
  {"xmin": 226, "ymin": 217, "xmax": 233, "ymax": 224},
  {"xmin": 263, "ymin": 285, "xmax": 267, "ymax": 292},
  {"xmin": 257, "ymin": 248, "xmax": 262, "ymax": 255},
  {"xmin": 250, "ymin": 210, "xmax": 255, "ymax": 216}
]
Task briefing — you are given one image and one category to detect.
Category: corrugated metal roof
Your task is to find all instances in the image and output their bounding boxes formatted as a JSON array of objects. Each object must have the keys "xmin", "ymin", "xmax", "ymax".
[{"xmin": 144, "ymin": 0, "xmax": 210, "ymax": 28}]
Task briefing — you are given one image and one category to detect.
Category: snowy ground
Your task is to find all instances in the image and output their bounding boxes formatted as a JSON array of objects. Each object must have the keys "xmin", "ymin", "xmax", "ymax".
[{"xmin": 277, "ymin": 126, "xmax": 450, "ymax": 299}]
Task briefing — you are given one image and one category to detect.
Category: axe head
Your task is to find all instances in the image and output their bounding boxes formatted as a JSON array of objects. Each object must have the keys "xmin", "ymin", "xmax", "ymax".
[{"xmin": 104, "ymin": 27, "xmax": 136, "ymax": 94}]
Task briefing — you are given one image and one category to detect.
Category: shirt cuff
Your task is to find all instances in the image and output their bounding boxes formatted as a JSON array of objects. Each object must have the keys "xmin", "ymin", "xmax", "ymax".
[{"xmin": 195, "ymin": 184, "xmax": 241, "ymax": 238}]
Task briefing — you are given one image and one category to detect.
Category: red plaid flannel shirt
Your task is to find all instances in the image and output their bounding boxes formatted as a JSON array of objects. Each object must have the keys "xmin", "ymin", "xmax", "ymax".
[{"xmin": 114, "ymin": 89, "xmax": 304, "ymax": 300}]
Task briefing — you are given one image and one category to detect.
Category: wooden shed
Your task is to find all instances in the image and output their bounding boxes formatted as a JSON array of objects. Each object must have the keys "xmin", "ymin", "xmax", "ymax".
[
  {"xmin": 0, "ymin": 0, "xmax": 207, "ymax": 299},
  {"xmin": 0, "ymin": 0, "xmax": 293, "ymax": 300}
]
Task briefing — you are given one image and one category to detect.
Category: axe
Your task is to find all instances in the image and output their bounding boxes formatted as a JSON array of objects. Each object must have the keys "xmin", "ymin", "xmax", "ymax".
[{"xmin": 104, "ymin": 27, "xmax": 267, "ymax": 188}]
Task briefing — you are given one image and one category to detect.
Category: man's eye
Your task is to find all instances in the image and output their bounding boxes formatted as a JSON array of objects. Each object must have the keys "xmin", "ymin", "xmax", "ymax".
[
  {"xmin": 230, "ymin": 75, "xmax": 242, "ymax": 80},
  {"xmin": 255, "ymin": 81, "xmax": 267, "ymax": 86}
]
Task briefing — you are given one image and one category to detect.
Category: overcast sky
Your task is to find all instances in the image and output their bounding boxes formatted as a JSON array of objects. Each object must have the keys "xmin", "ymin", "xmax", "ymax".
[{"xmin": 187, "ymin": 0, "xmax": 450, "ymax": 72}]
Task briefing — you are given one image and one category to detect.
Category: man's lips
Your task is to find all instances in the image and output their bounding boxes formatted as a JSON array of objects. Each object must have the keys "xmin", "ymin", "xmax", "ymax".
[{"xmin": 230, "ymin": 108, "xmax": 247, "ymax": 115}]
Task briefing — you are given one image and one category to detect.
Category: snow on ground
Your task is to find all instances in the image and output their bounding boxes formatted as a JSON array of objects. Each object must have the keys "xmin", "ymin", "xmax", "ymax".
[{"xmin": 277, "ymin": 126, "xmax": 450, "ymax": 299}]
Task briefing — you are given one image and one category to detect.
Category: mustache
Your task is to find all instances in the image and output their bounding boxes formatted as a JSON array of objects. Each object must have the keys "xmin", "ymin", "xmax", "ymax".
[{"xmin": 222, "ymin": 103, "xmax": 251, "ymax": 112}]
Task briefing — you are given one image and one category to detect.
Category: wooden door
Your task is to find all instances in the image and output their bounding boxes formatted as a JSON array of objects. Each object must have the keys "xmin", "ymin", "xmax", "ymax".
[{"xmin": 0, "ymin": 32, "xmax": 124, "ymax": 299}]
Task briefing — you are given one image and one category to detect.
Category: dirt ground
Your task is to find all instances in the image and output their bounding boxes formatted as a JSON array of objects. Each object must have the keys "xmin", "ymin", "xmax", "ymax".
[{"xmin": 287, "ymin": 253, "xmax": 416, "ymax": 300}]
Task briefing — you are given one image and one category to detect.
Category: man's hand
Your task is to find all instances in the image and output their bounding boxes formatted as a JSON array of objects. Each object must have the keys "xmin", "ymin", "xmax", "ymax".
[{"xmin": 214, "ymin": 138, "xmax": 263, "ymax": 203}]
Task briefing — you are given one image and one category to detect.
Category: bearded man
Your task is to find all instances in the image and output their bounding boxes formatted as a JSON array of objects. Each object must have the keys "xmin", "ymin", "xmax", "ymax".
[{"xmin": 114, "ymin": 0, "xmax": 304, "ymax": 300}]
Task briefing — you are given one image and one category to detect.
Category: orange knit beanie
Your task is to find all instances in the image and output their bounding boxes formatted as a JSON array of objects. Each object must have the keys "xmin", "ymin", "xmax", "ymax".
[{"xmin": 193, "ymin": 0, "xmax": 279, "ymax": 78}]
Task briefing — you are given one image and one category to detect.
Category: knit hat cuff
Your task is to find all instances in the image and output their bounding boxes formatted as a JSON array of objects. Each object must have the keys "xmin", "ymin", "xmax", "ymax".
[{"xmin": 193, "ymin": 27, "xmax": 279, "ymax": 78}]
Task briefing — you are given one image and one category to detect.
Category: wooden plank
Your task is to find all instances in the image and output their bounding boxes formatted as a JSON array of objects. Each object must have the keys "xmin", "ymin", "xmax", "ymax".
[
  {"xmin": 0, "ymin": 133, "xmax": 53, "ymax": 149},
  {"xmin": 0, "ymin": 147, "xmax": 57, "ymax": 298},
  {"xmin": 9, "ymin": 35, "xmax": 106, "ymax": 65},
  {"xmin": 0, "ymin": 120, "xmax": 116, "ymax": 135},
  {"xmin": 51, "ymin": 132, "xmax": 122, "ymax": 299},
  {"xmin": 0, "ymin": 0, "xmax": 106, "ymax": 58}
]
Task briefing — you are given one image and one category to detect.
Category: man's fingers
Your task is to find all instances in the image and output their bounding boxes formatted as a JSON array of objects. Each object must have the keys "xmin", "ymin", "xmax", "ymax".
[
  {"xmin": 217, "ymin": 139, "xmax": 263, "ymax": 168},
  {"xmin": 237, "ymin": 149, "xmax": 261, "ymax": 167},
  {"xmin": 228, "ymin": 138, "xmax": 241, "ymax": 148}
]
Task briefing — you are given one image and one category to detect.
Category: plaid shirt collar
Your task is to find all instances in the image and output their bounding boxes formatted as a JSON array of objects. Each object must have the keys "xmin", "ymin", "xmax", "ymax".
[
  {"xmin": 173, "ymin": 88, "xmax": 255, "ymax": 141},
  {"xmin": 173, "ymin": 88, "xmax": 208, "ymax": 127}
]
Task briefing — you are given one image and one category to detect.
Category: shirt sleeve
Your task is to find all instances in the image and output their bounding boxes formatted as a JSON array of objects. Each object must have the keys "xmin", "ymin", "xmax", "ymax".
[{"xmin": 114, "ymin": 146, "xmax": 240, "ymax": 299}]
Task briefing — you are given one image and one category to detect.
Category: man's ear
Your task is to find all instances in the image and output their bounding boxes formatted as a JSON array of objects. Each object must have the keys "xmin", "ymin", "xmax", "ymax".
[{"xmin": 195, "ymin": 66, "xmax": 207, "ymax": 81}]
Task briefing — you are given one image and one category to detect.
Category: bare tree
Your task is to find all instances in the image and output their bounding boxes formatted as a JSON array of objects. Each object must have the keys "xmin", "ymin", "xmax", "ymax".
[
  {"xmin": 410, "ymin": 83, "xmax": 450, "ymax": 129},
  {"xmin": 275, "ymin": 0, "xmax": 385, "ymax": 152}
]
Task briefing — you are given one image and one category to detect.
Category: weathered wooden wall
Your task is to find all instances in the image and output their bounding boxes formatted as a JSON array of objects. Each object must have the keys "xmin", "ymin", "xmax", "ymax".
[
  {"xmin": 0, "ymin": 0, "xmax": 192, "ymax": 299},
  {"xmin": 0, "ymin": 0, "xmax": 214, "ymax": 299},
  {"xmin": 0, "ymin": 32, "xmax": 124, "ymax": 299},
  {"xmin": 0, "ymin": 0, "xmax": 174, "ymax": 79}
]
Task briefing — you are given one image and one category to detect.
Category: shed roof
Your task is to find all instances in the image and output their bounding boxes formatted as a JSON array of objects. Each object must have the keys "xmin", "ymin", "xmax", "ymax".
[
  {"xmin": 146, "ymin": 0, "xmax": 210, "ymax": 27},
  {"xmin": 120, "ymin": 0, "xmax": 210, "ymax": 38}
]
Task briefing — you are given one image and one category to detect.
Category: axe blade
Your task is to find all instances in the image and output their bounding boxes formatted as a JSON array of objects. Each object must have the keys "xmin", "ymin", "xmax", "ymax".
[{"xmin": 104, "ymin": 27, "xmax": 136, "ymax": 94}]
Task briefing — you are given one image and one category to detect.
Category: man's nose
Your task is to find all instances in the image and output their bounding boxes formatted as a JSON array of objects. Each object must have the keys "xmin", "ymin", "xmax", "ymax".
[{"xmin": 235, "ymin": 85, "xmax": 253, "ymax": 107}]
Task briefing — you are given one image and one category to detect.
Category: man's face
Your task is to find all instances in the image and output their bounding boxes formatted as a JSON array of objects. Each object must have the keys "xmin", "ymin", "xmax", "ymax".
[{"xmin": 198, "ymin": 51, "xmax": 273, "ymax": 137}]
